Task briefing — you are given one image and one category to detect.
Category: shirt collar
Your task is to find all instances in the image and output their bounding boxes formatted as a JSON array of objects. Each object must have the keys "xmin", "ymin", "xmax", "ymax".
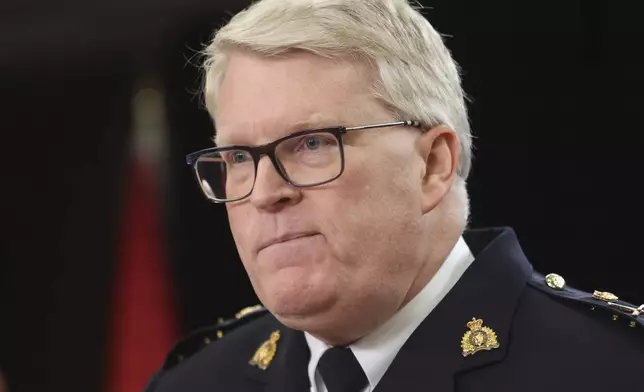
[{"xmin": 305, "ymin": 236, "xmax": 475, "ymax": 391}]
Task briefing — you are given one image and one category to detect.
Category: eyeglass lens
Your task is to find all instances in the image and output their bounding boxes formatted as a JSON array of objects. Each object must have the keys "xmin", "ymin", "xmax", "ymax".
[{"xmin": 194, "ymin": 131, "xmax": 343, "ymax": 201}]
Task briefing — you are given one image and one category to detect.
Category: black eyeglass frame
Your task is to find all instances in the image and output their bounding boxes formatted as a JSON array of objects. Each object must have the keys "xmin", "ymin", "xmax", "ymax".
[{"xmin": 185, "ymin": 120, "xmax": 422, "ymax": 203}]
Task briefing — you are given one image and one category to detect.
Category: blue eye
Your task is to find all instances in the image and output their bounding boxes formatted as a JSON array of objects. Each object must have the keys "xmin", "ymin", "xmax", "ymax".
[
  {"xmin": 225, "ymin": 150, "xmax": 250, "ymax": 165},
  {"xmin": 305, "ymin": 137, "xmax": 321, "ymax": 150},
  {"xmin": 232, "ymin": 152, "xmax": 247, "ymax": 163}
]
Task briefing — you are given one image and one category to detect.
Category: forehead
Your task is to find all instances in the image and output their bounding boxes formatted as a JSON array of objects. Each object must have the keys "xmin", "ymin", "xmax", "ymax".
[{"xmin": 214, "ymin": 50, "xmax": 381, "ymax": 146}]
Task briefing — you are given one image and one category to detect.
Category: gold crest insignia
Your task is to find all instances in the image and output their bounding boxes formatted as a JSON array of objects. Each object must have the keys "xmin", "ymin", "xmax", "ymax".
[
  {"xmin": 249, "ymin": 330, "xmax": 280, "ymax": 370},
  {"xmin": 461, "ymin": 318, "xmax": 500, "ymax": 357}
]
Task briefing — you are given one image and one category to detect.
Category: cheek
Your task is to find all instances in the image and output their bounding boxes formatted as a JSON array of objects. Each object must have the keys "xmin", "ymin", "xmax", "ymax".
[
  {"xmin": 323, "ymin": 154, "xmax": 423, "ymax": 268},
  {"xmin": 226, "ymin": 206, "xmax": 254, "ymax": 259},
  {"xmin": 338, "ymin": 153, "xmax": 420, "ymax": 224}
]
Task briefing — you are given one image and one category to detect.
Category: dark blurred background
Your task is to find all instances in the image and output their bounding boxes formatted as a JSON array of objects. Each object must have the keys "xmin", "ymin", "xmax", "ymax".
[{"xmin": 2, "ymin": 1, "xmax": 643, "ymax": 391}]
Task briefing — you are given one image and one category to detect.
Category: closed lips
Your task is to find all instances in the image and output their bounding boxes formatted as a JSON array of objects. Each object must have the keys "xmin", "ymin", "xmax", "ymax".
[{"xmin": 258, "ymin": 232, "xmax": 318, "ymax": 251}]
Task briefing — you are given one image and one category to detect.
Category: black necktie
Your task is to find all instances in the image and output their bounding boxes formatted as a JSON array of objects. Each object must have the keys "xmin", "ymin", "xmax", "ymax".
[{"xmin": 317, "ymin": 346, "xmax": 368, "ymax": 392}]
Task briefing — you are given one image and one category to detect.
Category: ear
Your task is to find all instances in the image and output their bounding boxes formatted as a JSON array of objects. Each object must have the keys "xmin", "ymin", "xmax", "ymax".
[{"xmin": 417, "ymin": 125, "xmax": 460, "ymax": 214}]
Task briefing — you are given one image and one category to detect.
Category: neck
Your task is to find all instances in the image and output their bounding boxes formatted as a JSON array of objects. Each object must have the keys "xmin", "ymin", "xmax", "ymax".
[
  {"xmin": 400, "ymin": 233, "xmax": 459, "ymax": 310},
  {"xmin": 400, "ymin": 205, "xmax": 465, "ymax": 310}
]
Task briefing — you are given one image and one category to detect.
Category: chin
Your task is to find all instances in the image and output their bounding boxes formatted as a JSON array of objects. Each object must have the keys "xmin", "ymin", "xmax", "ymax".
[
  {"xmin": 269, "ymin": 292, "xmax": 358, "ymax": 345},
  {"xmin": 257, "ymin": 273, "xmax": 337, "ymax": 326}
]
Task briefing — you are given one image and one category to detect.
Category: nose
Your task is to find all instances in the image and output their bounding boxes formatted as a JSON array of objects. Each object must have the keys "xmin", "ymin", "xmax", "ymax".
[{"xmin": 250, "ymin": 156, "xmax": 303, "ymax": 211}]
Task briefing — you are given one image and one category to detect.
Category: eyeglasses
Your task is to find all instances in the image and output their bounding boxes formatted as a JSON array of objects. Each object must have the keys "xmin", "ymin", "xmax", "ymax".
[{"xmin": 186, "ymin": 120, "xmax": 422, "ymax": 203}]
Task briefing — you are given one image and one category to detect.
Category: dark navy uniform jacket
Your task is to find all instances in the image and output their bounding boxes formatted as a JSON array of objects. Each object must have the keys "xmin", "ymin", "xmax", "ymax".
[{"xmin": 144, "ymin": 227, "xmax": 644, "ymax": 392}]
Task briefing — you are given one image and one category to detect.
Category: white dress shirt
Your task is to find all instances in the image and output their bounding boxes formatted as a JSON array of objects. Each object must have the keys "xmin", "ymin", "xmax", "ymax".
[{"xmin": 305, "ymin": 236, "xmax": 475, "ymax": 392}]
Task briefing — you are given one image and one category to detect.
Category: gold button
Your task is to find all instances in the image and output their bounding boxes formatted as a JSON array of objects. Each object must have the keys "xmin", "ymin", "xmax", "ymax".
[
  {"xmin": 545, "ymin": 273, "xmax": 566, "ymax": 290},
  {"xmin": 217, "ymin": 330, "xmax": 223, "ymax": 339},
  {"xmin": 592, "ymin": 290, "xmax": 618, "ymax": 302},
  {"xmin": 204, "ymin": 337, "xmax": 212, "ymax": 345}
]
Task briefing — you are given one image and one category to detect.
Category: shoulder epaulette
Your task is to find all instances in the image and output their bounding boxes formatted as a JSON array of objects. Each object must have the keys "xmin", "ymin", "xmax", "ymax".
[
  {"xmin": 529, "ymin": 272, "xmax": 644, "ymax": 330},
  {"xmin": 161, "ymin": 304, "xmax": 268, "ymax": 370}
]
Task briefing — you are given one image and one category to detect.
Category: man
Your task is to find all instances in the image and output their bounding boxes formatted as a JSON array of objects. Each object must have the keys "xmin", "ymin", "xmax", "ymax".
[{"xmin": 145, "ymin": 0, "xmax": 644, "ymax": 391}]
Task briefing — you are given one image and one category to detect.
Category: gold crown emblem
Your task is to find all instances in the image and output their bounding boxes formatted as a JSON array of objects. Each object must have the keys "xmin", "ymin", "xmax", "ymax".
[
  {"xmin": 249, "ymin": 330, "xmax": 281, "ymax": 370},
  {"xmin": 461, "ymin": 318, "xmax": 500, "ymax": 357}
]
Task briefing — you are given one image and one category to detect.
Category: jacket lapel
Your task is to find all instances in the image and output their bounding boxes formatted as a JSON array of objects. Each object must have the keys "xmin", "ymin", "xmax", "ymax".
[{"xmin": 374, "ymin": 227, "xmax": 533, "ymax": 392}]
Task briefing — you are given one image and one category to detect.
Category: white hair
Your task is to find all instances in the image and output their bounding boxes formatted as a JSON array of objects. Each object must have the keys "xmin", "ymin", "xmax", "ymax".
[{"xmin": 202, "ymin": 0, "xmax": 473, "ymax": 222}]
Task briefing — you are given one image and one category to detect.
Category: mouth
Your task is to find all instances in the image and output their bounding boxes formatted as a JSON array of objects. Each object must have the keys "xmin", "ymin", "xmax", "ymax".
[{"xmin": 258, "ymin": 232, "xmax": 319, "ymax": 252}]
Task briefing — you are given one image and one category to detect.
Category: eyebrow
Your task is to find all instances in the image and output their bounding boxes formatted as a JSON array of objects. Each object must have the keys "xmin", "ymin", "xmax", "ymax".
[
  {"xmin": 288, "ymin": 119, "xmax": 341, "ymax": 132},
  {"xmin": 214, "ymin": 116, "xmax": 344, "ymax": 147}
]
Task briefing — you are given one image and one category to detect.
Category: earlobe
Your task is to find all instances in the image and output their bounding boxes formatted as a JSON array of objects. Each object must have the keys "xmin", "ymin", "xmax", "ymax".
[{"xmin": 419, "ymin": 125, "xmax": 460, "ymax": 214}]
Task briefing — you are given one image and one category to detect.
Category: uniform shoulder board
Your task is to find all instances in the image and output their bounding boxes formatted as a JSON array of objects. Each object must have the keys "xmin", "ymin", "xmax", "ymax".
[
  {"xmin": 529, "ymin": 272, "xmax": 644, "ymax": 330},
  {"xmin": 161, "ymin": 304, "xmax": 268, "ymax": 370}
]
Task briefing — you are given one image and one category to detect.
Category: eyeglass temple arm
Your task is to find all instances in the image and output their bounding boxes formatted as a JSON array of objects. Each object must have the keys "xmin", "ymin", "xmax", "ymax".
[{"xmin": 345, "ymin": 120, "xmax": 422, "ymax": 131}]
